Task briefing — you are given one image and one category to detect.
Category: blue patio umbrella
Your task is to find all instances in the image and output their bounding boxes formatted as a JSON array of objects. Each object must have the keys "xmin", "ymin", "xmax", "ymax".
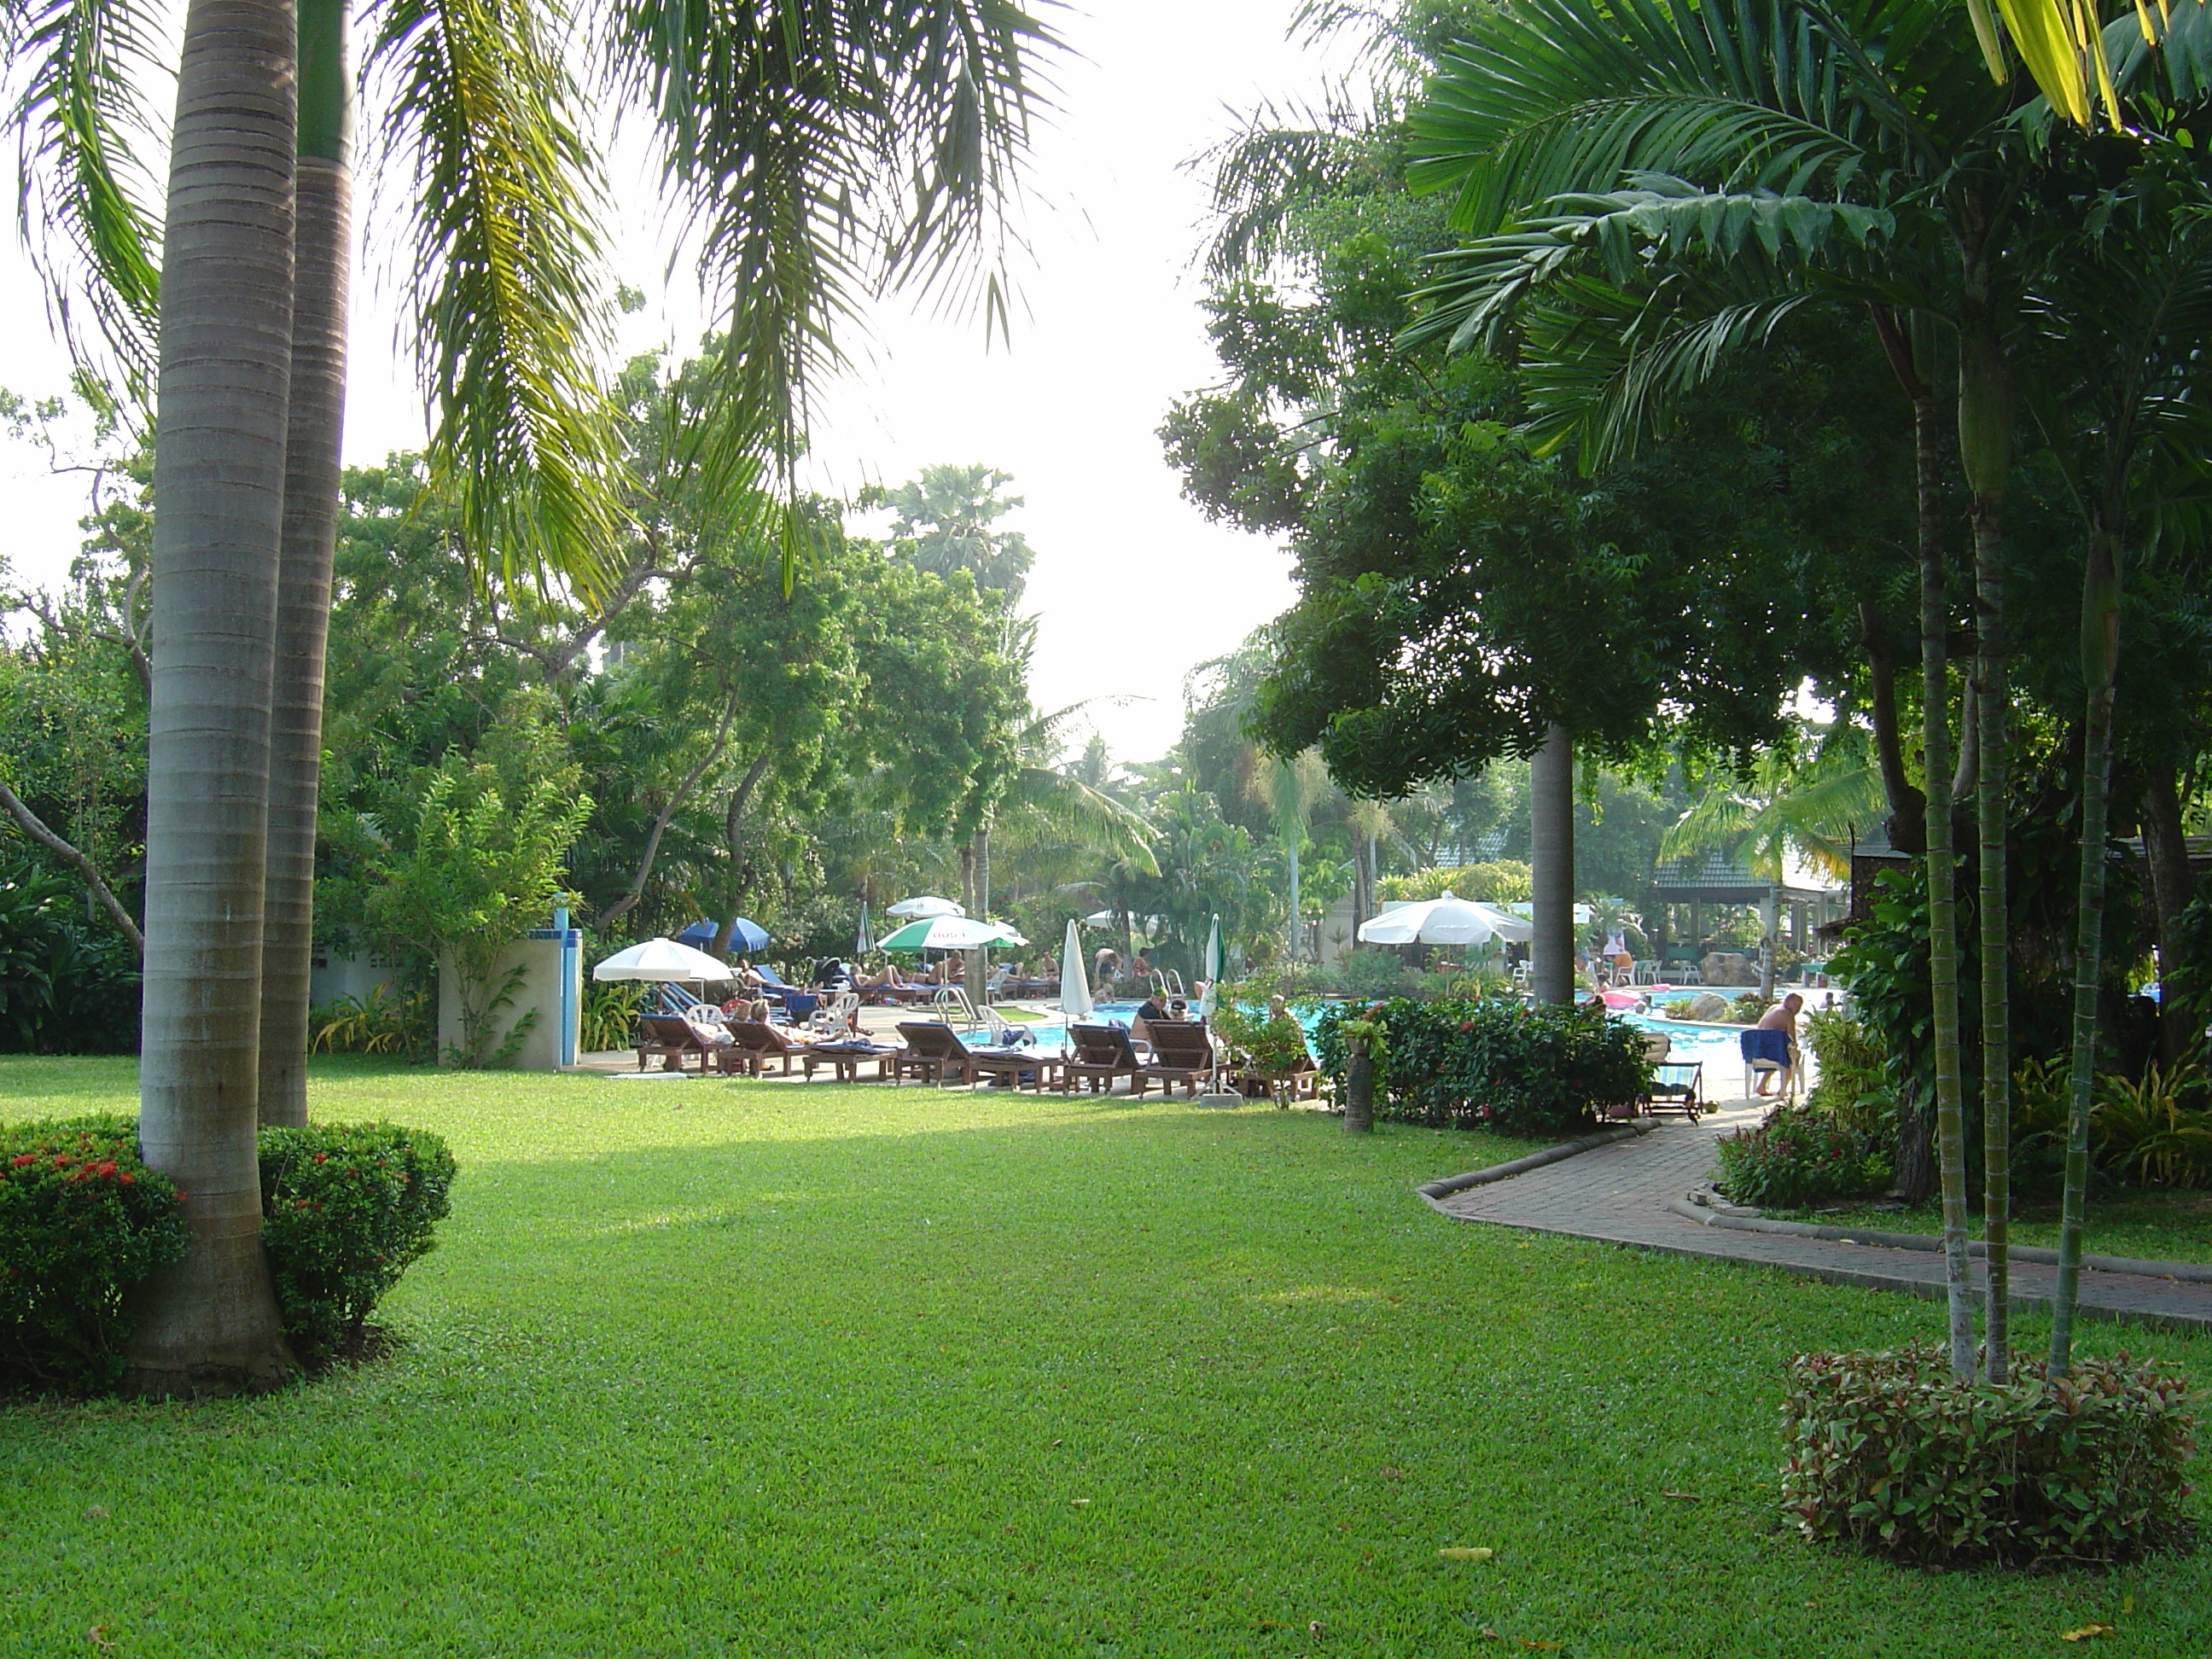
[{"xmin": 676, "ymin": 916, "xmax": 770, "ymax": 954}]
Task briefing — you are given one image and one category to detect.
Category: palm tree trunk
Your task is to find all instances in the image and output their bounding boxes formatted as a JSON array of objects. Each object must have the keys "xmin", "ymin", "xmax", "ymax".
[
  {"xmin": 1971, "ymin": 492, "xmax": 2012, "ymax": 1382},
  {"xmin": 1285, "ymin": 836, "xmax": 1301, "ymax": 963},
  {"xmin": 966, "ymin": 824, "xmax": 991, "ymax": 1003},
  {"xmin": 259, "ymin": 0, "xmax": 352, "ymax": 1129},
  {"xmin": 1529, "ymin": 724, "xmax": 1575, "ymax": 1004},
  {"xmin": 2051, "ymin": 526, "xmax": 2124, "ymax": 1375},
  {"xmin": 1959, "ymin": 281, "xmax": 2013, "ymax": 1381},
  {"xmin": 126, "ymin": 0, "xmax": 300, "ymax": 1395},
  {"xmin": 1913, "ymin": 380, "xmax": 1974, "ymax": 1381}
]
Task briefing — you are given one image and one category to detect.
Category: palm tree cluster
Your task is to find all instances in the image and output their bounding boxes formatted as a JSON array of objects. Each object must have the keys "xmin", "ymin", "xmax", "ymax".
[{"xmin": 1, "ymin": 0, "xmax": 1057, "ymax": 1391}]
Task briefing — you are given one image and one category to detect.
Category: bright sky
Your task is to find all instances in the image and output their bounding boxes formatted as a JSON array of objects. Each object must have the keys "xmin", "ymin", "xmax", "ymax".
[{"xmin": 0, "ymin": 1, "xmax": 1357, "ymax": 765}]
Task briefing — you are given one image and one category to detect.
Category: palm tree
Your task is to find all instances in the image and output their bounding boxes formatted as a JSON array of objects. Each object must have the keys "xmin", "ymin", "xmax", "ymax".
[
  {"xmin": 1528, "ymin": 725, "xmax": 1575, "ymax": 1004},
  {"xmin": 9, "ymin": 0, "xmax": 1058, "ymax": 1391}
]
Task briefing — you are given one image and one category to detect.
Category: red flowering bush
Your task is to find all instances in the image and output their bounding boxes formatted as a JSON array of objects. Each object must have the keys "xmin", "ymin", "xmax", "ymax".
[
  {"xmin": 0, "ymin": 1114, "xmax": 188, "ymax": 1391},
  {"xmin": 1714, "ymin": 1103, "xmax": 1890, "ymax": 1208},
  {"xmin": 258, "ymin": 1122, "xmax": 457, "ymax": 1358}
]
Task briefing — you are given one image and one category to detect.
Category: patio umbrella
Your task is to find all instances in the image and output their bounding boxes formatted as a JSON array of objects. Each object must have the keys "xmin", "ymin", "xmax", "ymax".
[
  {"xmin": 593, "ymin": 938, "xmax": 731, "ymax": 982},
  {"xmin": 1196, "ymin": 913, "xmax": 1224, "ymax": 1016},
  {"xmin": 1059, "ymin": 918, "xmax": 1093, "ymax": 1022},
  {"xmin": 855, "ymin": 903, "xmax": 875, "ymax": 958},
  {"xmin": 887, "ymin": 895, "xmax": 964, "ymax": 919},
  {"xmin": 877, "ymin": 915, "xmax": 1028, "ymax": 952},
  {"xmin": 1357, "ymin": 892, "xmax": 1522, "ymax": 946},
  {"xmin": 674, "ymin": 916, "xmax": 770, "ymax": 954}
]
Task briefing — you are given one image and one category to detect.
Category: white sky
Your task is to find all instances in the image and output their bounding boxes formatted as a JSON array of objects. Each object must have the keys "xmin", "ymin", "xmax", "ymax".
[{"xmin": 0, "ymin": 1, "xmax": 1358, "ymax": 764}]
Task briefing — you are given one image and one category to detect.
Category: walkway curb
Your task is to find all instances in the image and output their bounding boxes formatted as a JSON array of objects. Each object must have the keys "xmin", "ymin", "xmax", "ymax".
[
  {"xmin": 1664, "ymin": 1197, "xmax": 2212, "ymax": 1286},
  {"xmin": 1417, "ymin": 1121, "xmax": 1656, "ymax": 1203}
]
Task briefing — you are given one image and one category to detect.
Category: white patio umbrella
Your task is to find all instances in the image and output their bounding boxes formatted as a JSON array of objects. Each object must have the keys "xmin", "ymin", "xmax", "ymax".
[
  {"xmin": 855, "ymin": 903, "xmax": 876, "ymax": 957},
  {"xmin": 593, "ymin": 938, "xmax": 731, "ymax": 982},
  {"xmin": 887, "ymin": 895, "xmax": 964, "ymax": 919},
  {"xmin": 1357, "ymin": 893, "xmax": 1524, "ymax": 947},
  {"xmin": 1197, "ymin": 914, "xmax": 1225, "ymax": 1016},
  {"xmin": 877, "ymin": 914, "xmax": 1028, "ymax": 952},
  {"xmin": 1059, "ymin": 918, "xmax": 1093, "ymax": 1022}
]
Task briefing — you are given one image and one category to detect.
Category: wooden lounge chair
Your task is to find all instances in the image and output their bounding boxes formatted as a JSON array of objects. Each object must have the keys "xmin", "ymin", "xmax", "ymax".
[
  {"xmin": 635, "ymin": 1013, "xmax": 731, "ymax": 1074},
  {"xmin": 1139, "ymin": 1020, "xmax": 1218, "ymax": 1098},
  {"xmin": 725, "ymin": 1019, "xmax": 818, "ymax": 1078},
  {"xmin": 801, "ymin": 1038, "xmax": 903, "ymax": 1083},
  {"xmin": 892, "ymin": 1022, "xmax": 976, "ymax": 1087},
  {"xmin": 1062, "ymin": 1023, "xmax": 1144, "ymax": 1095}
]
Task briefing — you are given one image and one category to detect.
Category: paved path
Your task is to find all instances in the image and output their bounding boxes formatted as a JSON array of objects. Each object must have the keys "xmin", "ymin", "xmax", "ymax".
[{"xmin": 1428, "ymin": 1092, "xmax": 2212, "ymax": 1336}]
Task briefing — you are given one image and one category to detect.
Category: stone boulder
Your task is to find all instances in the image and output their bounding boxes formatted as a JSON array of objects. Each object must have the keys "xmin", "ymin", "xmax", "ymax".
[
  {"xmin": 1703, "ymin": 952, "xmax": 1756, "ymax": 987},
  {"xmin": 1687, "ymin": 992, "xmax": 1732, "ymax": 1022}
]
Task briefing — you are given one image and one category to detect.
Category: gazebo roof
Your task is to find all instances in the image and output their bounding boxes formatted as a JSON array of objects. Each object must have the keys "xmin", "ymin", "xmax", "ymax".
[{"xmin": 1647, "ymin": 848, "xmax": 1837, "ymax": 905}]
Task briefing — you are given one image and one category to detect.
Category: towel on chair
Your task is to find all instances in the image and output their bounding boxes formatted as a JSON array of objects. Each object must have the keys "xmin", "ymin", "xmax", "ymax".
[{"xmin": 1739, "ymin": 1027, "xmax": 1790, "ymax": 1068}]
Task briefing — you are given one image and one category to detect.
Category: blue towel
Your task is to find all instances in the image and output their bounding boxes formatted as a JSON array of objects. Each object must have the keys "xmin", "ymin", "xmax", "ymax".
[
  {"xmin": 1740, "ymin": 1027, "xmax": 1790, "ymax": 1068},
  {"xmin": 783, "ymin": 992, "xmax": 820, "ymax": 1022}
]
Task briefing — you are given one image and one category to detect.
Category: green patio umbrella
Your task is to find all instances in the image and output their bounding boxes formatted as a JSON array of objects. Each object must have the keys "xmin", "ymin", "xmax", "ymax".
[{"xmin": 876, "ymin": 915, "xmax": 1028, "ymax": 952}]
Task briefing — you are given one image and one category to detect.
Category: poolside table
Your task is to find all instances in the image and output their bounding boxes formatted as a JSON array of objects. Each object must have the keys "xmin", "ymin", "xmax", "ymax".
[{"xmin": 965, "ymin": 1046, "xmax": 1063, "ymax": 1093}]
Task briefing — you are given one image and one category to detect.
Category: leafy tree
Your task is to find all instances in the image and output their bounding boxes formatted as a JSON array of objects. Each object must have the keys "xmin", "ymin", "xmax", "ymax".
[{"xmin": 875, "ymin": 464, "xmax": 1038, "ymax": 605}]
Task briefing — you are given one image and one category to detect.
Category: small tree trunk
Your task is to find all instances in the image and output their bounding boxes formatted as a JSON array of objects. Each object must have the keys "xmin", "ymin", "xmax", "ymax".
[
  {"xmin": 1343, "ymin": 1042, "xmax": 1374, "ymax": 1133},
  {"xmin": 2141, "ymin": 769, "xmax": 2196, "ymax": 1066},
  {"xmin": 1972, "ymin": 486, "xmax": 2012, "ymax": 1382},
  {"xmin": 1529, "ymin": 724, "xmax": 1575, "ymax": 1005},
  {"xmin": 1893, "ymin": 1080, "xmax": 1937, "ymax": 1205},
  {"xmin": 2052, "ymin": 527, "xmax": 2124, "ymax": 1376},
  {"xmin": 1914, "ymin": 378, "xmax": 1975, "ymax": 1381}
]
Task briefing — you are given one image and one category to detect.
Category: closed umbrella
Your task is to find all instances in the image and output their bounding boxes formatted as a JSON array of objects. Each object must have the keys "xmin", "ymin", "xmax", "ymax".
[
  {"xmin": 1357, "ymin": 892, "xmax": 1522, "ymax": 946},
  {"xmin": 887, "ymin": 895, "xmax": 964, "ymax": 919},
  {"xmin": 1197, "ymin": 914, "xmax": 1224, "ymax": 1016},
  {"xmin": 593, "ymin": 938, "xmax": 731, "ymax": 982},
  {"xmin": 675, "ymin": 916, "xmax": 770, "ymax": 953},
  {"xmin": 1059, "ymin": 918, "xmax": 1093, "ymax": 1022},
  {"xmin": 856, "ymin": 904, "xmax": 875, "ymax": 958},
  {"xmin": 878, "ymin": 915, "xmax": 1028, "ymax": 952}
]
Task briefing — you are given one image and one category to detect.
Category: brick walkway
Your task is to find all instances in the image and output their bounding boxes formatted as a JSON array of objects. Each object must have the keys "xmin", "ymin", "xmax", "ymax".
[{"xmin": 1426, "ymin": 1092, "xmax": 2212, "ymax": 1336}]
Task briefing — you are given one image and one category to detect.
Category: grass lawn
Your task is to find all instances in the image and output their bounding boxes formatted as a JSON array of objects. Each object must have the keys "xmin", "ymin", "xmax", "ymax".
[
  {"xmin": 1789, "ymin": 1191, "xmax": 2212, "ymax": 1266},
  {"xmin": 1, "ymin": 1057, "xmax": 2206, "ymax": 1658}
]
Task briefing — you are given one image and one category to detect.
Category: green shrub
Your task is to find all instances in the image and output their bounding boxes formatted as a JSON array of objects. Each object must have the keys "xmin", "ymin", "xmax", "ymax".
[
  {"xmin": 0, "ymin": 855, "xmax": 141, "ymax": 1055},
  {"xmin": 259, "ymin": 1122, "xmax": 457, "ymax": 1359},
  {"xmin": 0, "ymin": 1114, "xmax": 188, "ymax": 1391},
  {"xmin": 1339, "ymin": 948, "xmax": 1416, "ymax": 1003},
  {"xmin": 2093, "ymin": 1058, "xmax": 2212, "ymax": 1190},
  {"xmin": 1313, "ymin": 998, "xmax": 1646, "ymax": 1137},
  {"xmin": 1659, "ymin": 996, "xmax": 1699, "ymax": 1020},
  {"xmin": 1802, "ymin": 1006, "xmax": 1889, "ymax": 1136},
  {"xmin": 1728, "ymin": 992, "xmax": 1774, "ymax": 1025},
  {"xmin": 579, "ymin": 980, "xmax": 647, "ymax": 1053},
  {"xmin": 1713, "ymin": 1104, "xmax": 1888, "ymax": 1208},
  {"xmin": 311, "ymin": 983, "xmax": 434, "ymax": 1059},
  {"xmin": 1782, "ymin": 1344, "xmax": 2197, "ymax": 1564}
]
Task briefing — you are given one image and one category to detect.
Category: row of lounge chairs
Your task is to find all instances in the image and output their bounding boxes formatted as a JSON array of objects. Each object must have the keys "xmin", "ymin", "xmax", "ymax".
[{"xmin": 633, "ymin": 1016, "xmax": 1295, "ymax": 1099}]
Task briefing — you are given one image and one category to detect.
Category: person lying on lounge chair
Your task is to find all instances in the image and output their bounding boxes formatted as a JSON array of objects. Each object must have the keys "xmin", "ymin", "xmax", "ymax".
[{"xmin": 853, "ymin": 961, "xmax": 907, "ymax": 990}]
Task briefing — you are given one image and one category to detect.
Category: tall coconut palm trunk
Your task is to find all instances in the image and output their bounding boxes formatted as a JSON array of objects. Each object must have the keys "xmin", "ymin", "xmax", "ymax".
[
  {"xmin": 127, "ymin": 0, "xmax": 300, "ymax": 1394},
  {"xmin": 260, "ymin": 0, "xmax": 352, "ymax": 1128},
  {"xmin": 1529, "ymin": 724, "xmax": 1575, "ymax": 1005},
  {"xmin": 2051, "ymin": 527, "xmax": 2123, "ymax": 1374}
]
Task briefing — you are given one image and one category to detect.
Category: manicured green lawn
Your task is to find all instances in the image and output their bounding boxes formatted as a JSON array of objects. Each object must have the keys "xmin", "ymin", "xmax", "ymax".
[
  {"xmin": 2, "ymin": 1057, "xmax": 2206, "ymax": 1657},
  {"xmin": 1794, "ymin": 1192, "xmax": 2212, "ymax": 1266}
]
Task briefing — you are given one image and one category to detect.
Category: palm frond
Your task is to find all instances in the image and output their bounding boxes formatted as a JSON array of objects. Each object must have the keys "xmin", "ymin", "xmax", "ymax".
[
  {"xmin": 368, "ymin": 0, "xmax": 630, "ymax": 601},
  {"xmin": 1192, "ymin": 101, "xmax": 1364, "ymax": 280},
  {"xmin": 3, "ymin": 0, "xmax": 165, "ymax": 399},
  {"xmin": 603, "ymin": 0, "xmax": 1057, "ymax": 507}
]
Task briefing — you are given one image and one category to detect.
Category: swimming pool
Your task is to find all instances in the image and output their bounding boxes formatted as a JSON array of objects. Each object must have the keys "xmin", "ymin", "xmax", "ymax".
[{"xmin": 967, "ymin": 1001, "xmax": 1747, "ymax": 1061}]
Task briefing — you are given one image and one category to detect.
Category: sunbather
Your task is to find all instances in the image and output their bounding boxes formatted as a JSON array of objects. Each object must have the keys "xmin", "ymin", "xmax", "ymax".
[{"xmin": 853, "ymin": 960, "xmax": 907, "ymax": 990}]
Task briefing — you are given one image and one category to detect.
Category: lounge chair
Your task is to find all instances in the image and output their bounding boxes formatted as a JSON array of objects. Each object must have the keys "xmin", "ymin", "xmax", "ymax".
[
  {"xmin": 635, "ymin": 1013, "xmax": 732, "ymax": 1074},
  {"xmin": 800, "ymin": 1037, "xmax": 903, "ymax": 1083},
  {"xmin": 1062, "ymin": 1023, "xmax": 1144, "ymax": 1095},
  {"xmin": 1635, "ymin": 1032, "xmax": 1704, "ymax": 1119},
  {"xmin": 725, "ymin": 1019, "xmax": 818, "ymax": 1078},
  {"xmin": 892, "ymin": 1022, "xmax": 976, "ymax": 1087},
  {"xmin": 1139, "ymin": 1021, "xmax": 1219, "ymax": 1098}
]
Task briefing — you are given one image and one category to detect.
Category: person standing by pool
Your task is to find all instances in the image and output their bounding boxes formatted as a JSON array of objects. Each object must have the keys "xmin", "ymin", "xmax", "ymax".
[
  {"xmin": 1741, "ymin": 992, "xmax": 1804, "ymax": 1097},
  {"xmin": 1094, "ymin": 946, "xmax": 1121, "ymax": 992}
]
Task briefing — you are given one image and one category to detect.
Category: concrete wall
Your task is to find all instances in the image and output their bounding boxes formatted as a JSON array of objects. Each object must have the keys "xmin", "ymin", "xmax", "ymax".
[
  {"xmin": 310, "ymin": 950, "xmax": 391, "ymax": 1009},
  {"xmin": 1317, "ymin": 895, "xmax": 1357, "ymax": 967},
  {"xmin": 437, "ymin": 935, "xmax": 578, "ymax": 1070}
]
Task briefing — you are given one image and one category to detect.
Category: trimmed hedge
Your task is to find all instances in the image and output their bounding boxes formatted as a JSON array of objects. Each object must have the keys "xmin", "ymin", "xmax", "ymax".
[
  {"xmin": 1, "ymin": 1115, "xmax": 457, "ymax": 1391},
  {"xmin": 259, "ymin": 1122, "xmax": 457, "ymax": 1359},
  {"xmin": 0, "ymin": 1114, "xmax": 188, "ymax": 1391},
  {"xmin": 1313, "ymin": 998, "xmax": 1647, "ymax": 1138},
  {"xmin": 1783, "ymin": 1344, "xmax": 2198, "ymax": 1565}
]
